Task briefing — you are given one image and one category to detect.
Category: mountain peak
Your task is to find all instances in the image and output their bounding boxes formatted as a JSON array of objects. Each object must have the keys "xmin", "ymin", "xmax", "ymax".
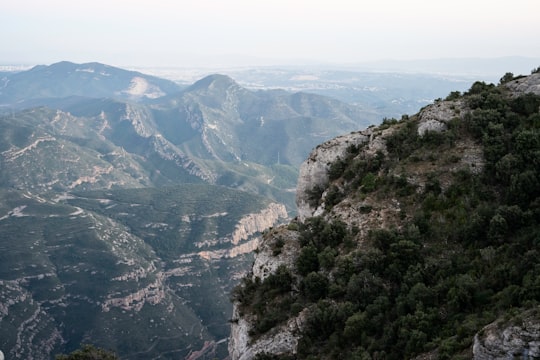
[
  {"xmin": 188, "ymin": 74, "xmax": 240, "ymax": 92},
  {"xmin": 2, "ymin": 61, "xmax": 181, "ymax": 104}
]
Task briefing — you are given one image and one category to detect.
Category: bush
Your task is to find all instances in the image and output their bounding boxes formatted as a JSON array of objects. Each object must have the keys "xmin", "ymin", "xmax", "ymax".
[
  {"xmin": 296, "ymin": 245, "xmax": 319, "ymax": 276},
  {"xmin": 301, "ymin": 272, "xmax": 329, "ymax": 301},
  {"xmin": 55, "ymin": 345, "xmax": 118, "ymax": 360}
]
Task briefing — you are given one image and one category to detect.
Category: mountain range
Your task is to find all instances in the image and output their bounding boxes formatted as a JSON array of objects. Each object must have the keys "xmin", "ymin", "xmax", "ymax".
[
  {"xmin": 0, "ymin": 61, "xmax": 378, "ymax": 358},
  {"xmin": 1, "ymin": 61, "xmax": 381, "ymax": 209}
]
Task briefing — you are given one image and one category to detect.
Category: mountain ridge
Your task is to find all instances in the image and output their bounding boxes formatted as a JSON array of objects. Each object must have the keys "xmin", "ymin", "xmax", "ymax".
[
  {"xmin": 229, "ymin": 70, "xmax": 540, "ymax": 359},
  {"xmin": 0, "ymin": 61, "xmax": 183, "ymax": 104},
  {"xmin": 1, "ymin": 61, "xmax": 381, "ymax": 212}
]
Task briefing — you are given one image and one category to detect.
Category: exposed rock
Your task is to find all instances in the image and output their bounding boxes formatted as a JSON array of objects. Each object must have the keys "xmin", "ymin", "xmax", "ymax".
[
  {"xmin": 296, "ymin": 131, "xmax": 370, "ymax": 221},
  {"xmin": 121, "ymin": 103, "xmax": 155, "ymax": 137},
  {"xmin": 150, "ymin": 134, "xmax": 215, "ymax": 182},
  {"xmin": 198, "ymin": 238, "xmax": 261, "ymax": 260},
  {"xmin": 505, "ymin": 73, "xmax": 540, "ymax": 96},
  {"xmin": 417, "ymin": 99, "xmax": 462, "ymax": 136},
  {"xmin": 102, "ymin": 275, "xmax": 167, "ymax": 312},
  {"xmin": 121, "ymin": 76, "xmax": 166, "ymax": 99},
  {"xmin": 473, "ymin": 308, "xmax": 540, "ymax": 359},
  {"xmin": 232, "ymin": 203, "xmax": 288, "ymax": 245},
  {"xmin": 229, "ymin": 308, "xmax": 306, "ymax": 360},
  {"xmin": 229, "ymin": 227, "xmax": 301, "ymax": 360},
  {"xmin": 251, "ymin": 228, "xmax": 300, "ymax": 282}
]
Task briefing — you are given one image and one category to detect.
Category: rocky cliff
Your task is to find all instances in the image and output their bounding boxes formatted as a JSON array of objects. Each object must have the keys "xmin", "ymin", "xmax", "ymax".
[
  {"xmin": 473, "ymin": 308, "xmax": 540, "ymax": 359},
  {"xmin": 229, "ymin": 71, "xmax": 540, "ymax": 359},
  {"xmin": 229, "ymin": 226, "xmax": 303, "ymax": 360}
]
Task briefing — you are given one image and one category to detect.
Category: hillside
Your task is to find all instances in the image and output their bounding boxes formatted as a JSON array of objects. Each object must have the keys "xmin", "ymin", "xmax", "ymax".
[
  {"xmin": 229, "ymin": 70, "xmax": 540, "ymax": 359},
  {"xmin": 0, "ymin": 185, "xmax": 287, "ymax": 359}
]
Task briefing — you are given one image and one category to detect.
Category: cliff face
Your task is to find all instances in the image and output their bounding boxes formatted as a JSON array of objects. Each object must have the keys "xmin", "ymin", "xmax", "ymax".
[
  {"xmin": 296, "ymin": 131, "xmax": 371, "ymax": 221},
  {"xmin": 229, "ymin": 227, "xmax": 303, "ymax": 360},
  {"xmin": 229, "ymin": 72, "xmax": 540, "ymax": 359}
]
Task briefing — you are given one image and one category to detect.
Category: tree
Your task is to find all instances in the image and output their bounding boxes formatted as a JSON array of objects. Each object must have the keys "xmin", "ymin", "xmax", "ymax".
[
  {"xmin": 499, "ymin": 72, "xmax": 514, "ymax": 84},
  {"xmin": 296, "ymin": 245, "xmax": 319, "ymax": 276},
  {"xmin": 301, "ymin": 272, "xmax": 329, "ymax": 301}
]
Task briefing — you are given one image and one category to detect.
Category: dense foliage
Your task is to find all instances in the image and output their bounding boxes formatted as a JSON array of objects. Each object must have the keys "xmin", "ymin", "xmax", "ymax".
[
  {"xmin": 232, "ymin": 73, "xmax": 540, "ymax": 359},
  {"xmin": 55, "ymin": 344, "xmax": 119, "ymax": 360}
]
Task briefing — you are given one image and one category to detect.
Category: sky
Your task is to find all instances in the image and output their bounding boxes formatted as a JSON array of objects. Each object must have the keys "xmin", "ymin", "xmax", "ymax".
[{"xmin": 1, "ymin": 0, "xmax": 539, "ymax": 68}]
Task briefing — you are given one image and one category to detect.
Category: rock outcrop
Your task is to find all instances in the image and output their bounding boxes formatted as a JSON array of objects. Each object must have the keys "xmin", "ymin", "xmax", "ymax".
[
  {"xmin": 473, "ymin": 309, "xmax": 540, "ymax": 359},
  {"xmin": 232, "ymin": 203, "xmax": 288, "ymax": 245},
  {"xmin": 505, "ymin": 73, "xmax": 540, "ymax": 95},
  {"xmin": 296, "ymin": 130, "xmax": 371, "ymax": 221},
  {"xmin": 229, "ymin": 227, "xmax": 302, "ymax": 360},
  {"xmin": 416, "ymin": 99, "xmax": 462, "ymax": 135},
  {"xmin": 229, "ymin": 308, "xmax": 306, "ymax": 360}
]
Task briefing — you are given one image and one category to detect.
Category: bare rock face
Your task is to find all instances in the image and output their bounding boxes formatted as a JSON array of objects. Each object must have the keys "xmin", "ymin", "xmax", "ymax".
[
  {"xmin": 505, "ymin": 73, "xmax": 540, "ymax": 96},
  {"xmin": 229, "ymin": 307, "xmax": 306, "ymax": 360},
  {"xmin": 232, "ymin": 203, "xmax": 288, "ymax": 245},
  {"xmin": 473, "ymin": 308, "xmax": 540, "ymax": 359},
  {"xmin": 296, "ymin": 131, "xmax": 370, "ymax": 221},
  {"xmin": 416, "ymin": 99, "xmax": 462, "ymax": 136},
  {"xmin": 229, "ymin": 227, "xmax": 302, "ymax": 360}
]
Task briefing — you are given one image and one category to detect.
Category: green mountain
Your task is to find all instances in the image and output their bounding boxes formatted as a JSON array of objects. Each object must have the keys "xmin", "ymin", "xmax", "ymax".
[
  {"xmin": 229, "ymin": 70, "xmax": 540, "ymax": 359},
  {"xmin": 166, "ymin": 74, "xmax": 376, "ymax": 167}
]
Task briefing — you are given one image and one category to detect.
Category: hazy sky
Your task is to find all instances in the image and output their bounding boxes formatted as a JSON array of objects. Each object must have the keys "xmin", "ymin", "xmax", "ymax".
[{"xmin": 1, "ymin": 0, "xmax": 539, "ymax": 67}]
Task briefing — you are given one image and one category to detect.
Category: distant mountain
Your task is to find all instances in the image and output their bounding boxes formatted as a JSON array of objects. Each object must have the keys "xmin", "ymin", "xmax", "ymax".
[
  {"xmin": 0, "ymin": 64, "xmax": 379, "ymax": 210},
  {"xmin": 222, "ymin": 68, "xmax": 478, "ymax": 118},
  {"xmin": 157, "ymin": 74, "xmax": 378, "ymax": 167},
  {"xmin": 0, "ymin": 61, "xmax": 182, "ymax": 105}
]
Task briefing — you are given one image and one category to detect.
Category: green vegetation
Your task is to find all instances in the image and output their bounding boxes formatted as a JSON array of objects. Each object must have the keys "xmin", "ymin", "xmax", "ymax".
[
  {"xmin": 0, "ymin": 183, "xmax": 273, "ymax": 359},
  {"xmin": 69, "ymin": 184, "xmax": 271, "ymax": 258},
  {"xmin": 56, "ymin": 344, "xmax": 119, "ymax": 360},
  {"xmin": 232, "ymin": 77, "xmax": 540, "ymax": 359}
]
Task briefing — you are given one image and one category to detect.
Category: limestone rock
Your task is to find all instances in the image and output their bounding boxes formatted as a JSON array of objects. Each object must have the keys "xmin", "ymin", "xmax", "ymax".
[
  {"xmin": 229, "ymin": 227, "xmax": 301, "ymax": 360},
  {"xmin": 473, "ymin": 308, "xmax": 540, "ymax": 359},
  {"xmin": 296, "ymin": 131, "xmax": 370, "ymax": 221},
  {"xmin": 232, "ymin": 203, "xmax": 288, "ymax": 245},
  {"xmin": 505, "ymin": 73, "xmax": 540, "ymax": 96},
  {"xmin": 417, "ymin": 100, "xmax": 461, "ymax": 136}
]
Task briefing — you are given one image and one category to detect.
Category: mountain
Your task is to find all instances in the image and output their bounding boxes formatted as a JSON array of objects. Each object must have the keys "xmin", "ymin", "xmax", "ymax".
[
  {"xmin": 0, "ymin": 61, "xmax": 182, "ymax": 105},
  {"xmin": 217, "ymin": 68, "xmax": 479, "ymax": 119},
  {"xmin": 0, "ymin": 61, "xmax": 380, "ymax": 358},
  {"xmin": 157, "ymin": 73, "xmax": 377, "ymax": 167},
  {"xmin": 229, "ymin": 71, "xmax": 540, "ymax": 359},
  {"xmin": 0, "ymin": 63, "xmax": 379, "ymax": 211}
]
